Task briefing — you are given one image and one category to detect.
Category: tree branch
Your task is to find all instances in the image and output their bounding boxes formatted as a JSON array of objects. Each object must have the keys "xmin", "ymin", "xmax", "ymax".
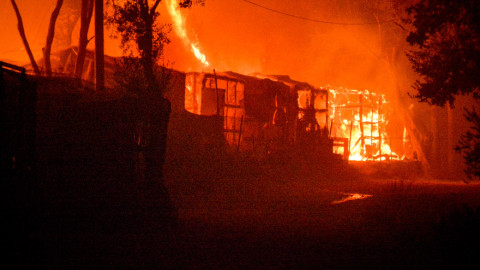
[
  {"xmin": 10, "ymin": 0, "xmax": 41, "ymax": 76},
  {"xmin": 74, "ymin": 0, "xmax": 94, "ymax": 78},
  {"xmin": 44, "ymin": 0, "xmax": 64, "ymax": 77},
  {"xmin": 150, "ymin": 0, "xmax": 162, "ymax": 16}
]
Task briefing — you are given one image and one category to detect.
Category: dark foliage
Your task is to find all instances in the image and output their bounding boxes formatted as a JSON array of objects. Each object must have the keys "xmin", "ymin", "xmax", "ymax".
[
  {"xmin": 406, "ymin": 0, "xmax": 480, "ymax": 179},
  {"xmin": 406, "ymin": 0, "xmax": 480, "ymax": 107},
  {"xmin": 456, "ymin": 108, "xmax": 480, "ymax": 179},
  {"xmin": 106, "ymin": 0, "xmax": 170, "ymax": 93},
  {"xmin": 178, "ymin": 0, "xmax": 204, "ymax": 8},
  {"xmin": 113, "ymin": 54, "xmax": 171, "ymax": 97}
]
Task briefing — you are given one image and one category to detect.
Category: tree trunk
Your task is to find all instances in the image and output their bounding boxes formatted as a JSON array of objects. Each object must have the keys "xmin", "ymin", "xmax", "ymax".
[
  {"xmin": 143, "ymin": 26, "xmax": 156, "ymax": 92},
  {"xmin": 74, "ymin": 0, "xmax": 94, "ymax": 79},
  {"xmin": 447, "ymin": 102, "xmax": 454, "ymax": 177},
  {"xmin": 431, "ymin": 107, "xmax": 440, "ymax": 176},
  {"xmin": 44, "ymin": 0, "xmax": 64, "ymax": 77},
  {"xmin": 95, "ymin": 0, "xmax": 104, "ymax": 91},
  {"xmin": 10, "ymin": 0, "xmax": 41, "ymax": 76},
  {"xmin": 142, "ymin": 2, "xmax": 156, "ymax": 92}
]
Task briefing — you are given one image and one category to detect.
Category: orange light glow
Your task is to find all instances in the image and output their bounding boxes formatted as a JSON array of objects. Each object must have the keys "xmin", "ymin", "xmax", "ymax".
[
  {"xmin": 331, "ymin": 193, "xmax": 373, "ymax": 205},
  {"xmin": 329, "ymin": 88, "xmax": 398, "ymax": 161},
  {"xmin": 166, "ymin": 0, "xmax": 209, "ymax": 67}
]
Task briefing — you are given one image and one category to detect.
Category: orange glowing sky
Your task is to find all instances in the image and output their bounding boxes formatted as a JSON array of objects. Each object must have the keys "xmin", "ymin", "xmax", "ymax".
[{"xmin": 0, "ymin": 0, "xmax": 411, "ymax": 94}]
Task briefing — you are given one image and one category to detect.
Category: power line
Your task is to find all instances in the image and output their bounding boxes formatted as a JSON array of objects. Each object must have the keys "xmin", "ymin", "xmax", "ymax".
[{"xmin": 239, "ymin": 0, "xmax": 394, "ymax": 26}]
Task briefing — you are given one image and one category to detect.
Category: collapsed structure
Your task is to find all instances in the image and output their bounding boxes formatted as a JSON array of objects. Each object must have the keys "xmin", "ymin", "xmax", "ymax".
[
  {"xmin": 328, "ymin": 88, "xmax": 398, "ymax": 161},
  {"xmin": 183, "ymin": 71, "xmax": 403, "ymax": 162},
  {"xmin": 19, "ymin": 46, "xmax": 463, "ymax": 176},
  {"xmin": 22, "ymin": 46, "xmax": 412, "ymax": 164},
  {"xmin": 22, "ymin": 47, "xmax": 408, "ymax": 163}
]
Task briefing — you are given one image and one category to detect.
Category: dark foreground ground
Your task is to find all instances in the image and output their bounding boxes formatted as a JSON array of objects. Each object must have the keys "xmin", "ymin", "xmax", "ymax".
[
  {"xmin": 4, "ymin": 79, "xmax": 480, "ymax": 269},
  {"xmin": 8, "ymin": 153, "xmax": 480, "ymax": 269},
  {"xmin": 165, "ymin": 159, "xmax": 480, "ymax": 270}
]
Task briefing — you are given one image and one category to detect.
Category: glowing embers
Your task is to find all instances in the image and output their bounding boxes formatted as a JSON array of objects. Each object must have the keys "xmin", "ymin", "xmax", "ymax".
[
  {"xmin": 331, "ymin": 193, "xmax": 373, "ymax": 205},
  {"xmin": 329, "ymin": 88, "xmax": 398, "ymax": 161},
  {"xmin": 166, "ymin": 0, "xmax": 209, "ymax": 67}
]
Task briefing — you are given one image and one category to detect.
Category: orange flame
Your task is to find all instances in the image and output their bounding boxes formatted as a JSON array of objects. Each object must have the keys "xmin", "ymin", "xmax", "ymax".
[
  {"xmin": 166, "ymin": 0, "xmax": 209, "ymax": 67},
  {"xmin": 329, "ymin": 88, "xmax": 398, "ymax": 161}
]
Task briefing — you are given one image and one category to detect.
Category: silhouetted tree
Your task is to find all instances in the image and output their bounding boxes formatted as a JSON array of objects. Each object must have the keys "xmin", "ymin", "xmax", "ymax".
[
  {"xmin": 105, "ymin": 0, "xmax": 208, "ymax": 222},
  {"xmin": 107, "ymin": 0, "xmax": 204, "ymax": 93},
  {"xmin": 10, "ymin": 0, "xmax": 40, "ymax": 76},
  {"xmin": 456, "ymin": 109, "xmax": 480, "ymax": 178},
  {"xmin": 406, "ymin": 0, "xmax": 480, "ymax": 106},
  {"xmin": 107, "ymin": 0, "xmax": 170, "ymax": 92},
  {"xmin": 44, "ymin": 0, "xmax": 64, "ymax": 77},
  {"xmin": 406, "ymin": 0, "xmax": 480, "ymax": 178},
  {"xmin": 74, "ymin": 0, "xmax": 94, "ymax": 79},
  {"xmin": 95, "ymin": 0, "xmax": 104, "ymax": 91}
]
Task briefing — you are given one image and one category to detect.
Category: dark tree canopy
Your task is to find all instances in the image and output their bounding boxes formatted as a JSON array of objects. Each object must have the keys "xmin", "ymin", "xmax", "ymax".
[
  {"xmin": 178, "ymin": 0, "xmax": 204, "ymax": 8},
  {"xmin": 406, "ymin": 0, "xmax": 480, "ymax": 179},
  {"xmin": 406, "ymin": 0, "xmax": 480, "ymax": 107},
  {"xmin": 107, "ymin": 0, "xmax": 170, "ymax": 93},
  {"xmin": 456, "ymin": 108, "xmax": 480, "ymax": 178},
  {"xmin": 107, "ymin": 0, "xmax": 205, "ymax": 94}
]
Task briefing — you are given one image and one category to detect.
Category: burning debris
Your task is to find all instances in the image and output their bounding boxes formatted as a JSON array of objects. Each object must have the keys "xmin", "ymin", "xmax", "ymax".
[
  {"xmin": 183, "ymin": 70, "xmax": 406, "ymax": 162},
  {"xmin": 328, "ymin": 87, "xmax": 399, "ymax": 161},
  {"xmin": 184, "ymin": 71, "xmax": 332, "ymax": 158},
  {"xmin": 331, "ymin": 192, "xmax": 373, "ymax": 205}
]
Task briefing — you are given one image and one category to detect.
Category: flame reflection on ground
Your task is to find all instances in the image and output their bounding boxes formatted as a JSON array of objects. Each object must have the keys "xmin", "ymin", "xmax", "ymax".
[{"xmin": 331, "ymin": 193, "xmax": 373, "ymax": 205}]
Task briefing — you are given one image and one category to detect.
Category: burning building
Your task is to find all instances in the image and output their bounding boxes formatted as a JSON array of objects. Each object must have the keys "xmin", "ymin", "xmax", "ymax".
[
  {"xmin": 183, "ymin": 71, "xmax": 330, "ymax": 157},
  {"xmin": 329, "ymin": 87, "xmax": 399, "ymax": 161},
  {"xmin": 181, "ymin": 70, "xmax": 405, "ymax": 162}
]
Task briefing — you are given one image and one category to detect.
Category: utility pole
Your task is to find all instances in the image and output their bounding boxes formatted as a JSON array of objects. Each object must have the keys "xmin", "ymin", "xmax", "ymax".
[{"xmin": 95, "ymin": 0, "xmax": 104, "ymax": 91}]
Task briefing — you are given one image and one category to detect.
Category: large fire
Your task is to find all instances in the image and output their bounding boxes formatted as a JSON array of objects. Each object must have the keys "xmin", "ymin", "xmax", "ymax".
[
  {"xmin": 165, "ymin": 2, "xmax": 398, "ymax": 162},
  {"xmin": 329, "ymin": 88, "xmax": 398, "ymax": 161},
  {"xmin": 166, "ymin": 0, "xmax": 209, "ymax": 67}
]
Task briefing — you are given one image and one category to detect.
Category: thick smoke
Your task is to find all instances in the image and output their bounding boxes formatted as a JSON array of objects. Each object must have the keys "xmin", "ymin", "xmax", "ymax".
[
  {"xmin": 175, "ymin": 0, "xmax": 411, "ymax": 95},
  {"xmin": 1, "ymin": 0, "xmax": 411, "ymax": 94}
]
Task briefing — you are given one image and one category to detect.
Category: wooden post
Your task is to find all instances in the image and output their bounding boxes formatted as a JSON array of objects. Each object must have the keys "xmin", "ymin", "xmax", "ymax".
[
  {"xmin": 329, "ymin": 119, "xmax": 334, "ymax": 137},
  {"xmin": 370, "ymin": 102, "xmax": 373, "ymax": 157},
  {"xmin": 213, "ymin": 69, "xmax": 220, "ymax": 116},
  {"xmin": 237, "ymin": 115, "xmax": 244, "ymax": 152},
  {"xmin": 379, "ymin": 95, "xmax": 382, "ymax": 157},
  {"xmin": 359, "ymin": 94, "xmax": 365, "ymax": 156},
  {"xmin": 95, "ymin": 0, "xmax": 104, "ymax": 91},
  {"xmin": 325, "ymin": 91, "xmax": 329, "ymax": 135},
  {"xmin": 349, "ymin": 120, "xmax": 353, "ymax": 154}
]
